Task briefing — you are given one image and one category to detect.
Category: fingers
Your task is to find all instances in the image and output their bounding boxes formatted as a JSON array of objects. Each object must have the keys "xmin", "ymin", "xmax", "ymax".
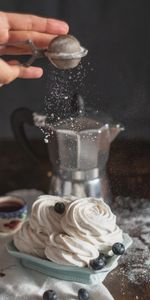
[
  {"xmin": 0, "ymin": 58, "xmax": 43, "ymax": 84},
  {"xmin": 17, "ymin": 65, "xmax": 43, "ymax": 79},
  {"xmin": 0, "ymin": 46, "xmax": 32, "ymax": 55},
  {"xmin": 9, "ymin": 30, "xmax": 57, "ymax": 48},
  {"xmin": 5, "ymin": 12, "xmax": 69, "ymax": 34},
  {"xmin": 7, "ymin": 60, "xmax": 20, "ymax": 65},
  {"xmin": 0, "ymin": 30, "xmax": 58, "ymax": 55},
  {"xmin": 0, "ymin": 12, "xmax": 9, "ymax": 43}
]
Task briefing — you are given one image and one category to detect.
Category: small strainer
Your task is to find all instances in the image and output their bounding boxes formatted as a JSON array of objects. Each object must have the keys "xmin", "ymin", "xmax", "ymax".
[{"xmin": 1, "ymin": 34, "xmax": 88, "ymax": 70}]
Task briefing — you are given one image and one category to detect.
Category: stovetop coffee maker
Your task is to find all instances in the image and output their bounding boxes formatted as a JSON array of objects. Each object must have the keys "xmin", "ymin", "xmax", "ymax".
[{"xmin": 11, "ymin": 94, "xmax": 124, "ymax": 203}]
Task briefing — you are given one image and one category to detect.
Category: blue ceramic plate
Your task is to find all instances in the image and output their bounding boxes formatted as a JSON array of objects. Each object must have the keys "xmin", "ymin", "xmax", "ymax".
[{"xmin": 7, "ymin": 233, "xmax": 132, "ymax": 284}]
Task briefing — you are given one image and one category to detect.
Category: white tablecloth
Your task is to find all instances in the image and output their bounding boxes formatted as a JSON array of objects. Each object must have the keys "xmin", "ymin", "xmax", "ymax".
[{"xmin": 0, "ymin": 189, "xmax": 115, "ymax": 300}]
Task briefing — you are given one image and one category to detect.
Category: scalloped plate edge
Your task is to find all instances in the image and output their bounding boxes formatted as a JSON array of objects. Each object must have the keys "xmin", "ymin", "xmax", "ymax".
[{"xmin": 6, "ymin": 233, "xmax": 132, "ymax": 284}]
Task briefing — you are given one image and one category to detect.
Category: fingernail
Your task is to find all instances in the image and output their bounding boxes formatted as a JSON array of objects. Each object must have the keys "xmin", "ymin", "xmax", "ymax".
[
  {"xmin": 28, "ymin": 67, "xmax": 43, "ymax": 78},
  {"xmin": 34, "ymin": 68, "xmax": 43, "ymax": 78},
  {"xmin": 58, "ymin": 21, "xmax": 69, "ymax": 34},
  {"xmin": 60, "ymin": 22, "xmax": 69, "ymax": 33}
]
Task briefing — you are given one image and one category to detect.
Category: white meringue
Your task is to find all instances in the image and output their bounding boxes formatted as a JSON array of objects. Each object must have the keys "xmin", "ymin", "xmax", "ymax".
[
  {"xmin": 29, "ymin": 195, "xmax": 75, "ymax": 234},
  {"xmin": 45, "ymin": 232, "xmax": 99, "ymax": 267},
  {"xmin": 61, "ymin": 197, "xmax": 123, "ymax": 252},
  {"xmin": 14, "ymin": 195, "xmax": 123, "ymax": 267},
  {"xmin": 14, "ymin": 221, "xmax": 47, "ymax": 257}
]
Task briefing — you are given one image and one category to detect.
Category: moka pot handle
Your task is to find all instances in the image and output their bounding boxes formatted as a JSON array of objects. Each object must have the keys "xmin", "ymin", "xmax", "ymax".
[{"xmin": 11, "ymin": 107, "xmax": 40, "ymax": 162}]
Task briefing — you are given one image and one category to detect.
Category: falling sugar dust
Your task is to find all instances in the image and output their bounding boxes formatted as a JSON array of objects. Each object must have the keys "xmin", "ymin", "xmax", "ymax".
[
  {"xmin": 40, "ymin": 61, "xmax": 94, "ymax": 142},
  {"xmin": 107, "ymin": 196, "xmax": 150, "ymax": 299}
]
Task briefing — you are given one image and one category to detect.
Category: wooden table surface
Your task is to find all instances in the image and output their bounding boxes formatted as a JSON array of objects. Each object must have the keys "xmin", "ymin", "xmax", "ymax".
[
  {"xmin": 0, "ymin": 139, "xmax": 150, "ymax": 300},
  {"xmin": 104, "ymin": 195, "xmax": 150, "ymax": 300},
  {"xmin": 105, "ymin": 265, "xmax": 150, "ymax": 300}
]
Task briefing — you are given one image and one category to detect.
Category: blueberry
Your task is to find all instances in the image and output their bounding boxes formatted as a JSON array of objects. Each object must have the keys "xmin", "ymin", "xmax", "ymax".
[
  {"xmin": 43, "ymin": 290, "xmax": 59, "ymax": 300},
  {"xmin": 78, "ymin": 288, "xmax": 89, "ymax": 300},
  {"xmin": 90, "ymin": 256, "xmax": 106, "ymax": 270},
  {"xmin": 98, "ymin": 253, "xmax": 107, "ymax": 264},
  {"xmin": 112, "ymin": 242, "xmax": 125, "ymax": 255},
  {"xmin": 54, "ymin": 202, "xmax": 65, "ymax": 214}
]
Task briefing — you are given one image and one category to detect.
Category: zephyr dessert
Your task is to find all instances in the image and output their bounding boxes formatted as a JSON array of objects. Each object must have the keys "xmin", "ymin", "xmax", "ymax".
[{"xmin": 13, "ymin": 195, "xmax": 125, "ymax": 271}]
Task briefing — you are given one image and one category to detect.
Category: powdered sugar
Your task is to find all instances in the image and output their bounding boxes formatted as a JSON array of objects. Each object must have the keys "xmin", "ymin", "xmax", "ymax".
[
  {"xmin": 44, "ymin": 62, "xmax": 89, "ymax": 126},
  {"xmin": 112, "ymin": 197, "xmax": 150, "ymax": 286}
]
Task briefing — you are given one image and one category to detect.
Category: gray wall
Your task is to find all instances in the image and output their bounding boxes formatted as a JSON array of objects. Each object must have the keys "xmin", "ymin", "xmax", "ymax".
[{"xmin": 0, "ymin": 0, "xmax": 150, "ymax": 140}]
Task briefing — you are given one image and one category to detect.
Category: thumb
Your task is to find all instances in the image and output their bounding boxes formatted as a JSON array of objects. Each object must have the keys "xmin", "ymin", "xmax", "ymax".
[
  {"xmin": 0, "ymin": 59, "xmax": 43, "ymax": 84},
  {"xmin": 0, "ymin": 59, "xmax": 19, "ymax": 84}
]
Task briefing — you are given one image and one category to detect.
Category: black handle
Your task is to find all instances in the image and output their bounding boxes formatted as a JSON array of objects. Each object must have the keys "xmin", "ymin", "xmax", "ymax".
[
  {"xmin": 71, "ymin": 93, "xmax": 85, "ymax": 117},
  {"xmin": 11, "ymin": 107, "xmax": 39, "ymax": 162}
]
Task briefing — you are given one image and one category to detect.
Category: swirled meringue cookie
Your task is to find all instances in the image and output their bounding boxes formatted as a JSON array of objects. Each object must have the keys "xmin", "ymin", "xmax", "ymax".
[
  {"xmin": 45, "ymin": 232, "xmax": 99, "ymax": 267},
  {"xmin": 61, "ymin": 197, "xmax": 123, "ymax": 252},
  {"xmin": 29, "ymin": 195, "xmax": 76, "ymax": 234},
  {"xmin": 13, "ymin": 221, "xmax": 47, "ymax": 257},
  {"xmin": 14, "ymin": 195, "xmax": 123, "ymax": 268}
]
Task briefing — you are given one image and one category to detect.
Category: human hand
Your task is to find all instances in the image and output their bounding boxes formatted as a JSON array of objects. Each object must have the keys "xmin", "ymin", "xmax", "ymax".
[{"xmin": 0, "ymin": 11, "xmax": 69, "ymax": 85}]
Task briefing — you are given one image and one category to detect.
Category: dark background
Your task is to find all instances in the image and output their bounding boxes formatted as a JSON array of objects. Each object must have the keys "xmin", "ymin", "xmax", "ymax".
[{"xmin": 0, "ymin": 0, "xmax": 150, "ymax": 140}]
